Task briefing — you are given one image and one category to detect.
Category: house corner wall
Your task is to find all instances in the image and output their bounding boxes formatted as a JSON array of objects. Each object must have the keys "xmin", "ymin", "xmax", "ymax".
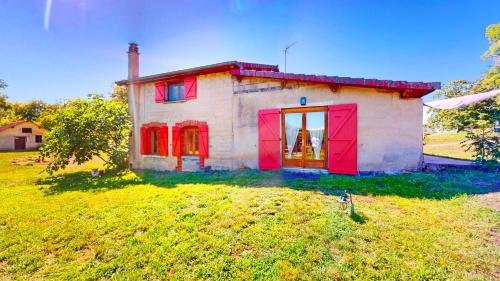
[{"xmin": 135, "ymin": 72, "xmax": 236, "ymax": 171}]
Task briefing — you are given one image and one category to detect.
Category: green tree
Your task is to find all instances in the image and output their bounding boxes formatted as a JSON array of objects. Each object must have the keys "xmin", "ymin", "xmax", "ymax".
[
  {"xmin": 10, "ymin": 100, "xmax": 47, "ymax": 122},
  {"xmin": 110, "ymin": 84, "xmax": 128, "ymax": 104},
  {"xmin": 0, "ymin": 80, "xmax": 11, "ymax": 126},
  {"xmin": 427, "ymin": 23, "xmax": 499, "ymax": 165},
  {"xmin": 482, "ymin": 23, "xmax": 500, "ymax": 62},
  {"xmin": 36, "ymin": 103, "xmax": 62, "ymax": 130},
  {"xmin": 40, "ymin": 94, "xmax": 131, "ymax": 174}
]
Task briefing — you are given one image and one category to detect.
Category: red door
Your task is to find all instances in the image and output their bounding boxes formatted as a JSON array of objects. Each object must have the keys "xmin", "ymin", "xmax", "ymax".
[
  {"xmin": 14, "ymin": 137, "xmax": 26, "ymax": 150},
  {"xmin": 258, "ymin": 109, "xmax": 281, "ymax": 170},
  {"xmin": 328, "ymin": 104, "xmax": 357, "ymax": 175}
]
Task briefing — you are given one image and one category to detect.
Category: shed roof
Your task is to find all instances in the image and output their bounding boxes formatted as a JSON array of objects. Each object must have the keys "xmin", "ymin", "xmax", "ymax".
[
  {"xmin": 116, "ymin": 61, "xmax": 440, "ymax": 98},
  {"xmin": 0, "ymin": 121, "xmax": 30, "ymax": 133}
]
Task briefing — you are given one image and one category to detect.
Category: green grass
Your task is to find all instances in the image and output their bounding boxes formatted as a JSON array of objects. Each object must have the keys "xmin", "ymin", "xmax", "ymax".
[
  {"xmin": 1, "ymin": 152, "xmax": 498, "ymax": 280},
  {"xmin": 424, "ymin": 132, "xmax": 475, "ymax": 160}
]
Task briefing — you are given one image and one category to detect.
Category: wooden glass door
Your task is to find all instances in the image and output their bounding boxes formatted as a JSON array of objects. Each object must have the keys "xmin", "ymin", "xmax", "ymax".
[{"xmin": 282, "ymin": 107, "xmax": 327, "ymax": 169}]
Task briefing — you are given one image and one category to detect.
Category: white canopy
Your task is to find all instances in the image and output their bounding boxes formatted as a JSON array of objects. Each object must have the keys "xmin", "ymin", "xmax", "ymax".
[{"xmin": 424, "ymin": 89, "xmax": 499, "ymax": 109}]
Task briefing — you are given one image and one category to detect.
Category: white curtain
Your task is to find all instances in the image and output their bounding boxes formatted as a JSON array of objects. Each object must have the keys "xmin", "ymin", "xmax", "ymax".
[
  {"xmin": 285, "ymin": 124, "xmax": 300, "ymax": 158},
  {"xmin": 309, "ymin": 128, "xmax": 324, "ymax": 160}
]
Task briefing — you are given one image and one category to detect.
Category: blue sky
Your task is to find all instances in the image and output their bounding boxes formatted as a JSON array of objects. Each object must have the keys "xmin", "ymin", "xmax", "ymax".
[{"xmin": 1, "ymin": 0, "xmax": 498, "ymax": 103}]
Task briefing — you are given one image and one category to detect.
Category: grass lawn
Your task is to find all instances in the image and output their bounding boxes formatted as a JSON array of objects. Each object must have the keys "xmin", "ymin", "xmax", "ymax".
[
  {"xmin": 1, "ymin": 152, "xmax": 499, "ymax": 280},
  {"xmin": 424, "ymin": 132, "xmax": 475, "ymax": 160}
]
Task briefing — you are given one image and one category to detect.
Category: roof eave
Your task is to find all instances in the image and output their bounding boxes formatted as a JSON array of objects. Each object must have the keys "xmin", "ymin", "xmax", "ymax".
[
  {"xmin": 230, "ymin": 69, "xmax": 440, "ymax": 98},
  {"xmin": 115, "ymin": 61, "xmax": 280, "ymax": 86}
]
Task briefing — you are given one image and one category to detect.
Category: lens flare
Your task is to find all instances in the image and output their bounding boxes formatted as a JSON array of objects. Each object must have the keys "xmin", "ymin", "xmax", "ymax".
[{"xmin": 44, "ymin": 0, "xmax": 52, "ymax": 31}]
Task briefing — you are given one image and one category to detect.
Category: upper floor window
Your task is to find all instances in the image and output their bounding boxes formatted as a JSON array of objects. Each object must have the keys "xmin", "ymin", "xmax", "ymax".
[
  {"xmin": 155, "ymin": 78, "xmax": 196, "ymax": 104},
  {"xmin": 168, "ymin": 82, "xmax": 185, "ymax": 101},
  {"xmin": 22, "ymin": 128, "xmax": 32, "ymax": 133}
]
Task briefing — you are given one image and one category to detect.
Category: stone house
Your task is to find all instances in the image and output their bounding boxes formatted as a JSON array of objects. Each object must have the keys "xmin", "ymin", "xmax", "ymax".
[
  {"xmin": 0, "ymin": 121, "xmax": 46, "ymax": 151},
  {"xmin": 117, "ymin": 43, "xmax": 440, "ymax": 174}
]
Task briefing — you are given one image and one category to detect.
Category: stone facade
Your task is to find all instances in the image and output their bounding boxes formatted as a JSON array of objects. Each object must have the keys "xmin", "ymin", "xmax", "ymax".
[
  {"xmin": 133, "ymin": 72, "xmax": 236, "ymax": 171},
  {"xmin": 130, "ymin": 72, "xmax": 424, "ymax": 173}
]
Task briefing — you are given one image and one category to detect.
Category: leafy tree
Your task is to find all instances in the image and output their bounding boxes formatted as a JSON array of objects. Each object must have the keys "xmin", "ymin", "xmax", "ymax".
[
  {"xmin": 0, "ymin": 80, "xmax": 8, "ymax": 110},
  {"xmin": 10, "ymin": 100, "xmax": 48, "ymax": 122},
  {"xmin": 0, "ymin": 79, "xmax": 62, "ymax": 128},
  {"xmin": 0, "ymin": 79, "xmax": 6, "ymax": 93},
  {"xmin": 111, "ymin": 84, "xmax": 128, "ymax": 104},
  {"xmin": 482, "ymin": 22, "xmax": 500, "ymax": 62},
  {"xmin": 427, "ymin": 23, "xmax": 499, "ymax": 165},
  {"xmin": 463, "ymin": 124, "xmax": 499, "ymax": 166},
  {"xmin": 0, "ymin": 80, "xmax": 11, "ymax": 126},
  {"xmin": 40, "ymin": 94, "xmax": 131, "ymax": 174},
  {"xmin": 36, "ymin": 103, "xmax": 62, "ymax": 130}
]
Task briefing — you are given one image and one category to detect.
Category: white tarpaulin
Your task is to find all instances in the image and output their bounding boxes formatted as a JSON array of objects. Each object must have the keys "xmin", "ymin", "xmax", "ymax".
[{"xmin": 424, "ymin": 89, "xmax": 500, "ymax": 109}]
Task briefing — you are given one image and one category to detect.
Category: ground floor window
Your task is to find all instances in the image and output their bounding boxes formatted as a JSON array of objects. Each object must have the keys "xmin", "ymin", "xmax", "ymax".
[
  {"xmin": 149, "ymin": 127, "xmax": 160, "ymax": 154},
  {"xmin": 183, "ymin": 126, "xmax": 199, "ymax": 155},
  {"xmin": 141, "ymin": 124, "xmax": 168, "ymax": 156},
  {"xmin": 35, "ymin": 135, "xmax": 42, "ymax": 143}
]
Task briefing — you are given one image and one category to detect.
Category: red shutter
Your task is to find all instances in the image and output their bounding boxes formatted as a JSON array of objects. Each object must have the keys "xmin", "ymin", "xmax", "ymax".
[
  {"xmin": 258, "ymin": 109, "xmax": 281, "ymax": 170},
  {"xmin": 184, "ymin": 77, "xmax": 197, "ymax": 100},
  {"xmin": 172, "ymin": 126, "xmax": 181, "ymax": 156},
  {"xmin": 328, "ymin": 104, "xmax": 357, "ymax": 175},
  {"xmin": 159, "ymin": 125, "xmax": 168, "ymax": 156},
  {"xmin": 145, "ymin": 128, "xmax": 152, "ymax": 154},
  {"xmin": 199, "ymin": 124, "xmax": 208, "ymax": 157},
  {"xmin": 155, "ymin": 82, "xmax": 165, "ymax": 103},
  {"xmin": 140, "ymin": 127, "xmax": 147, "ymax": 155}
]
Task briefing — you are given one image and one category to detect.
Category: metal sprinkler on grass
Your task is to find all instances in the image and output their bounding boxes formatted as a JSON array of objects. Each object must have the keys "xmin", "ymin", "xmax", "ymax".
[{"xmin": 337, "ymin": 189, "xmax": 355, "ymax": 215}]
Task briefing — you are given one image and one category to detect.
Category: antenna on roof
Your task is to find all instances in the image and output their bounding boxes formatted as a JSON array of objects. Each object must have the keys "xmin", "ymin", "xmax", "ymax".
[{"xmin": 284, "ymin": 41, "xmax": 298, "ymax": 73}]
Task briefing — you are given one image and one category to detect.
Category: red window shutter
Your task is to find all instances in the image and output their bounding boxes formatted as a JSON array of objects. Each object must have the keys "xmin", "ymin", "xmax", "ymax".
[
  {"xmin": 155, "ymin": 82, "xmax": 165, "ymax": 103},
  {"xmin": 172, "ymin": 126, "xmax": 181, "ymax": 156},
  {"xmin": 184, "ymin": 77, "xmax": 197, "ymax": 100},
  {"xmin": 145, "ymin": 128, "xmax": 152, "ymax": 154},
  {"xmin": 258, "ymin": 109, "xmax": 281, "ymax": 170},
  {"xmin": 140, "ymin": 127, "xmax": 147, "ymax": 155},
  {"xmin": 159, "ymin": 125, "xmax": 168, "ymax": 156},
  {"xmin": 199, "ymin": 124, "xmax": 209, "ymax": 157},
  {"xmin": 328, "ymin": 104, "xmax": 357, "ymax": 175}
]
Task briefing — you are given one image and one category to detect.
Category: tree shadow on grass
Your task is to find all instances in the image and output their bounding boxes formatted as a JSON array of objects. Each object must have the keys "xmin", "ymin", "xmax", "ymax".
[
  {"xmin": 37, "ymin": 171, "xmax": 143, "ymax": 195},
  {"xmin": 38, "ymin": 167, "xmax": 499, "ymax": 200}
]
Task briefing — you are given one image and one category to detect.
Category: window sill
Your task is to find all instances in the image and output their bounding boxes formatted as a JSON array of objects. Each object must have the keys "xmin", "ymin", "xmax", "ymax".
[
  {"xmin": 181, "ymin": 155, "xmax": 199, "ymax": 158},
  {"xmin": 162, "ymin": 100, "xmax": 187, "ymax": 104},
  {"xmin": 143, "ymin": 155, "xmax": 168, "ymax": 158}
]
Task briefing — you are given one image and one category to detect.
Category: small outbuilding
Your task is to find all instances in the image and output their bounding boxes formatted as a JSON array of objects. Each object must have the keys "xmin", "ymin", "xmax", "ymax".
[
  {"xmin": 117, "ymin": 43, "xmax": 441, "ymax": 174},
  {"xmin": 0, "ymin": 121, "xmax": 46, "ymax": 151}
]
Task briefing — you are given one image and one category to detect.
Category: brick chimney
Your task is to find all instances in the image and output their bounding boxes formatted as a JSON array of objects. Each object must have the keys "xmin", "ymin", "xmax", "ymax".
[
  {"xmin": 128, "ymin": 42, "xmax": 139, "ymax": 80},
  {"xmin": 127, "ymin": 43, "xmax": 140, "ymax": 168}
]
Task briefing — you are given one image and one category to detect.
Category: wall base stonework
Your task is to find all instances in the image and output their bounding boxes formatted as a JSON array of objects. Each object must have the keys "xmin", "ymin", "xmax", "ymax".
[{"xmin": 181, "ymin": 156, "xmax": 200, "ymax": 172}]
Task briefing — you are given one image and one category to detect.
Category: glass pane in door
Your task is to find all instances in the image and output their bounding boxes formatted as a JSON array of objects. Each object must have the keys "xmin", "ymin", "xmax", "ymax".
[
  {"xmin": 305, "ymin": 112, "xmax": 326, "ymax": 160},
  {"xmin": 284, "ymin": 113, "xmax": 302, "ymax": 159}
]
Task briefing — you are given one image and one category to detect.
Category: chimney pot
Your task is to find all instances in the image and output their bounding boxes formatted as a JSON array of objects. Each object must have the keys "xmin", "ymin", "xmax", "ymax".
[
  {"xmin": 128, "ymin": 42, "xmax": 139, "ymax": 54},
  {"xmin": 128, "ymin": 43, "xmax": 139, "ymax": 80}
]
